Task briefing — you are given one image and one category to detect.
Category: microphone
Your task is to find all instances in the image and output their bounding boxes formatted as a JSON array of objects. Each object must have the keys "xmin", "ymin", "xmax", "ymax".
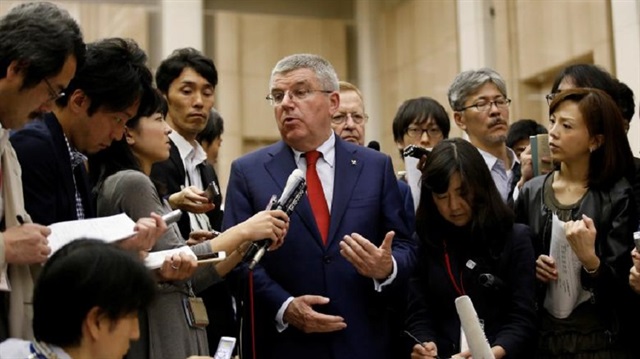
[
  {"xmin": 455, "ymin": 295, "xmax": 495, "ymax": 359},
  {"xmin": 247, "ymin": 169, "xmax": 307, "ymax": 270},
  {"xmin": 367, "ymin": 140, "xmax": 380, "ymax": 151},
  {"xmin": 161, "ymin": 209, "xmax": 182, "ymax": 226}
]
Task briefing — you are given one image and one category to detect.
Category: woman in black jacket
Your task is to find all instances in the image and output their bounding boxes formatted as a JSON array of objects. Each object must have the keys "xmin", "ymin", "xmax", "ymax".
[
  {"xmin": 406, "ymin": 138, "xmax": 537, "ymax": 359},
  {"xmin": 515, "ymin": 88, "xmax": 638, "ymax": 358}
]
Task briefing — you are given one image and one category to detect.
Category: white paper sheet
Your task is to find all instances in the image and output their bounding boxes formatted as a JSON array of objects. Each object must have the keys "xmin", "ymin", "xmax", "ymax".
[
  {"xmin": 0, "ymin": 268, "xmax": 11, "ymax": 292},
  {"xmin": 47, "ymin": 213, "xmax": 137, "ymax": 256},
  {"xmin": 543, "ymin": 214, "xmax": 592, "ymax": 319},
  {"xmin": 404, "ymin": 156, "xmax": 422, "ymax": 212},
  {"xmin": 144, "ymin": 246, "xmax": 197, "ymax": 270}
]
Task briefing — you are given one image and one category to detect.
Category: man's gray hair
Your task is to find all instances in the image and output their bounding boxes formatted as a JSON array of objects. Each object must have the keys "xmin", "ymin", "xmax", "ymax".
[
  {"xmin": 447, "ymin": 68, "xmax": 507, "ymax": 111},
  {"xmin": 270, "ymin": 54, "xmax": 339, "ymax": 92}
]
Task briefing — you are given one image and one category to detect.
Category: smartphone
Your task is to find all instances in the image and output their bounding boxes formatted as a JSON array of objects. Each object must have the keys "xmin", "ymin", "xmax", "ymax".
[
  {"xmin": 197, "ymin": 251, "xmax": 226, "ymax": 260},
  {"xmin": 196, "ymin": 251, "xmax": 227, "ymax": 265},
  {"xmin": 204, "ymin": 180, "xmax": 221, "ymax": 203},
  {"xmin": 213, "ymin": 336, "xmax": 236, "ymax": 359},
  {"xmin": 634, "ymin": 231, "xmax": 640, "ymax": 252},
  {"xmin": 402, "ymin": 144, "xmax": 431, "ymax": 159},
  {"xmin": 530, "ymin": 134, "xmax": 552, "ymax": 176}
]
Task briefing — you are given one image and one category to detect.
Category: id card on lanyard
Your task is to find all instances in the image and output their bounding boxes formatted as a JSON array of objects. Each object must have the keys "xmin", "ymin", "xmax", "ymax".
[{"xmin": 182, "ymin": 282, "xmax": 209, "ymax": 328}]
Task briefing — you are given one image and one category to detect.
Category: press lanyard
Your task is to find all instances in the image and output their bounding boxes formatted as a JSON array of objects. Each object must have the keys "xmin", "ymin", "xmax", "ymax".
[{"xmin": 443, "ymin": 241, "xmax": 465, "ymax": 296}]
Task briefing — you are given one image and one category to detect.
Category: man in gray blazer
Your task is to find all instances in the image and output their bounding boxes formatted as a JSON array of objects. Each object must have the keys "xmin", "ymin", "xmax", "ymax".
[{"xmin": 0, "ymin": 2, "xmax": 85, "ymax": 340}]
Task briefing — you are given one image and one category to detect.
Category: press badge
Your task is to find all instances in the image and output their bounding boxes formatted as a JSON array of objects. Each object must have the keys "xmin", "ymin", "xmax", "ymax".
[{"xmin": 182, "ymin": 297, "xmax": 209, "ymax": 328}]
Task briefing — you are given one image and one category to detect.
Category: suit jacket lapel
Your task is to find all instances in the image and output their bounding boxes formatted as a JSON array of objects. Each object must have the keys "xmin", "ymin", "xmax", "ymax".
[
  {"xmin": 327, "ymin": 139, "xmax": 363, "ymax": 246},
  {"xmin": 265, "ymin": 142, "xmax": 324, "ymax": 248}
]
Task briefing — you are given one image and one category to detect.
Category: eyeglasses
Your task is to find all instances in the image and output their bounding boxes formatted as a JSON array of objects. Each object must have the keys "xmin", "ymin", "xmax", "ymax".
[
  {"xmin": 43, "ymin": 78, "xmax": 65, "ymax": 101},
  {"xmin": 331, "ymin": 112, "xmax": 368, "ymax": 125},
  {"xmin": 406, "ymin": 127, "xmax": 443, "ymax": 139},
  {"xmin": 265, "ymin": 88, "xmax": 332, "ymax": 106},
  {"xmin": 459, "ymin": 98, "xmax": 511, "ymax": 112},
  {"xmin": 545, "ymin": 92, "xmax": 558, "ymax": 106}
]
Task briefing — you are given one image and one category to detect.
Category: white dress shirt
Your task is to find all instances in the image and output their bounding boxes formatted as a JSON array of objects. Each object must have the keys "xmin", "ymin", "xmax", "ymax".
[{"xmin": 169, "ymin": 131, "xmax": 211, "ymax": 231}]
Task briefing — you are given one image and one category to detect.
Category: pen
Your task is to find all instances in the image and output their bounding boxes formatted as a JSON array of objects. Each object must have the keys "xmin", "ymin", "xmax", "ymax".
[
  {"xmin": 16, "ymin": 215, "xmax": 25, "ymax": 225},
  {"xmin": 404, "ymin": 330, "xmax": 441, "ymax": 359}
]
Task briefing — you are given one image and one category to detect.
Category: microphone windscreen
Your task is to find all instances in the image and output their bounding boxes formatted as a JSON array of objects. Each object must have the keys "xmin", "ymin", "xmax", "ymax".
[
  {"xmin": 367, "ymin": 140, "xmax": 380, "ymax": 151},
  {"xmin": 455, "ymin": 295, "xmax": 495, "ymax": 359}
]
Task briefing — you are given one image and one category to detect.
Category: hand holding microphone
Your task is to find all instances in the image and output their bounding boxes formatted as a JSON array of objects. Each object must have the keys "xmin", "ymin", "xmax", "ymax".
[
  {"xmin": 240, "ymin": 210, "xmax": 290, "ymax": 250},
  {"xmin": 247, "ymin": 169, "xmax": 306, "ymax": 270}
]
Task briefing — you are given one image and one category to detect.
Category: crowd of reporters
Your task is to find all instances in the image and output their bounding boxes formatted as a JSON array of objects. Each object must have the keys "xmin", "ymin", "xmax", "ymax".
[{"xmin": 0, "ymin": 2, "xmax": 639, "ymax": 359}]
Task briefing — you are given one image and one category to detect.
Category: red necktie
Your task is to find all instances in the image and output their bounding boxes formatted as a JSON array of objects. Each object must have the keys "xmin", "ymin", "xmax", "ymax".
[{"xmin": 305, "ymin": 151, "xmax": 330, "ymax": 244}]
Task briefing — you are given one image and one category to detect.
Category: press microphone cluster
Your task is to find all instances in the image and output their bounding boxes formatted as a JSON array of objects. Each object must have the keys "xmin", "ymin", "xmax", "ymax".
[{"xmin": 246, "ymin": 169, "xmax": 307, "ymax": 270}]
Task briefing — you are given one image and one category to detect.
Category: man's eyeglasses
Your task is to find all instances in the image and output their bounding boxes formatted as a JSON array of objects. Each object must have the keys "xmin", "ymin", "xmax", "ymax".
[
  {"xmin": 265, "ymin": 88, "xmax": 332, "ymax": 106},
  {"xmin": 406, "ymin": 127, "xmax": 442, "ymax": 140},
  {"xmin": 331, "ymin": 112, "xmax": 368, "ymax": 125},
  {"xmin": 459, "ymin": 98, "xmax": 511, "ymax": 112},
  {"xmin": 44, "ymin": 78, "xmax": 65, "ymax": 101},
  {"xmin": 545, "ymin": 92, "xmax": 558, "ymax": 106}
]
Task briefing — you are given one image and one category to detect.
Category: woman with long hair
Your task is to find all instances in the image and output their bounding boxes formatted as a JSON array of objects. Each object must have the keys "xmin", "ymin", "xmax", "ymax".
[
  {"xmin": 406, "ymin": 138, "xmax": 537, "ymax": 359},
  {"xmin": 515, "ymin": 88, "xmax": 638, "ymax": 358},
  {"xmin": 91, "ymin": 90, "xmax": 289, "ymax": 359}
]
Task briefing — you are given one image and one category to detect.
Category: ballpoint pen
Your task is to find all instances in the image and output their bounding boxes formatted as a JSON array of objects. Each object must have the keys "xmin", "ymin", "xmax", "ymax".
[{"xmin": 403, "ymin": 330, "xmax": 442, "ymax": 359}]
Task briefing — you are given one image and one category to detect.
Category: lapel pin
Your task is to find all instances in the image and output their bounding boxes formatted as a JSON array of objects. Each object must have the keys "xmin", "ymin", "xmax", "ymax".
[{"xmin": 351, "ymin": 159, "xmax": 357, "ymax": 166}]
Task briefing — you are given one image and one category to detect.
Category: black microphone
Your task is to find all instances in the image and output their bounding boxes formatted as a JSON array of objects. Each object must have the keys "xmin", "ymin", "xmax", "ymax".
[
  {"xmin": 367, "ymin": 140, "xmax": 380, "ymax": 151},
  {"xmin": 247, "ymin": 169, "xmax": 307, "ymax": 270}
]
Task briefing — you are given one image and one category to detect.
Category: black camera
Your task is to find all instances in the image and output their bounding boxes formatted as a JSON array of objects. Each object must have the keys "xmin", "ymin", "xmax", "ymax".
[{"xmin": 402, "ymin": 144, "xmax": 431, "ymax": 159}]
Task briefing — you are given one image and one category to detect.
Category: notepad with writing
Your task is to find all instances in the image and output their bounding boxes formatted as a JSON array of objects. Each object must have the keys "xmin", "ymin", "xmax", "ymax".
[{"xmin": 47, "ymin": 213, "xmax": 137, "ymax": 255}]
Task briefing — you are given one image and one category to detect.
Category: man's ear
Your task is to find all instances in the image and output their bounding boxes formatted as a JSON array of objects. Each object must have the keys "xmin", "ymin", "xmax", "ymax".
[
  {"xmin": 68, "ymin": 89, "xmax": 89, "ymax": 114},
  {"xmin": 84, "ymin": 306, "xmax": 103, "ymax": 341},
  {"xmin": 5, "ymin": 60, "xmax": 28, "ymax": 84},
  {"xmin": 328, "ymin": 91, "xmax": 340, "ymax": 115},
  {"xmin": 453, "ymin": 111, "xmax": 466, "ymax": 131}
]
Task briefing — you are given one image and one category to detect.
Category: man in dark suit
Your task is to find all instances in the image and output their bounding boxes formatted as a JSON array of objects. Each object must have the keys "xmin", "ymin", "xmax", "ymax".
[
  {"xmin": 223, "ymin": 53, "xmax": 417, "ymax": 359},
  {"xmin": 11, "ymin": 38, "xmax": 163, "ymax": 250},
  {"xmin": 149, "ymin": 48, "xmax": 230, "ymax": 351},
  {"xmin": 150, "ymin": 48, "xmax": 222, "ymax": 238}
]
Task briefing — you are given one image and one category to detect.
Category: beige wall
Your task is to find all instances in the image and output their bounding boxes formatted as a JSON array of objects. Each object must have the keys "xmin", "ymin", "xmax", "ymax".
[
  {"xmin": 511, "ymin": 0, "xmax": 614, "ymax": 127},
  {"xmin": 0, "ymin": 1, "xmax": 150, "ymax": 51},
  {"xmin": 378, "ymin": 0, "xmax": 459, "ymax": 170}
]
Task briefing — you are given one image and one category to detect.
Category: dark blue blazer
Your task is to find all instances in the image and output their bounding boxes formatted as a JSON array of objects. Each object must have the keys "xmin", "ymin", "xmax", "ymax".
[
  {"xmin": 223, "ymin": 137, "xmax": 417, "ymax": 359},
  {"xmin": 10, "ymin": 114, "xmax": 94, "ymax": 225}
]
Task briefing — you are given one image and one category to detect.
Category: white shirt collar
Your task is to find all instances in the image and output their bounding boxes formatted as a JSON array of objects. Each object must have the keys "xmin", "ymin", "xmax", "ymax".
[
  {"xmin": 292, "ymin": 133, "xmax": 336, "ymax": 168},
  {"xmin": 169, "ymin": 131, "xmax": 207, "ymax": 165},
  {"xmin": 477, "ymin": 146, "xmax": 519, "ymax": 171}
]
